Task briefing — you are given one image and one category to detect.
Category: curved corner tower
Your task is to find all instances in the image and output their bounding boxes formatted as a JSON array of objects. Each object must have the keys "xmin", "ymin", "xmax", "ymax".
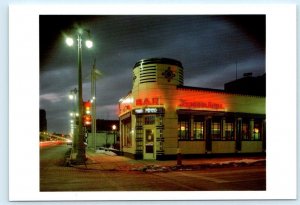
[
  {"xmin": 132, "ymin": 58, "xmax": 184, "ymax": 89},
  {"xmin": 129, "ymin": 58, "xmax": 184, "ymax": 160}
]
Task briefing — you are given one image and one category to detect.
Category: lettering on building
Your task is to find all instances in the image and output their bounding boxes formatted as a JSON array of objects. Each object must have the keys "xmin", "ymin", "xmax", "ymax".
[
  {"xmin": 120, "ymin": 105, "xmax": 132, "ymax": 113},
  {"xmin": 135, "ymin": 97, "xmax": 160, "ymax": 106},
  {"xmin": 179, "ymin": 99, "xmax": 224, "ymax": 110},
  {"xmin": 134, "ymin": 107, "xmax": 164, "ymax": 114}
]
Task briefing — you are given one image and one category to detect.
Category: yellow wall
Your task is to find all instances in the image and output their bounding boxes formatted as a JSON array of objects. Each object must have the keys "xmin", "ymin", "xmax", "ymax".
[
  {"xmin": 178, "ymin": 141, "xmax": 206, "ymax": 154},
  {"xmin": 241, "ymin": 141, "xmax": 263, "ymax": 153},
  {"xmin": 212, "ymin": 141, "xmax": 236, "ymax": 153}
]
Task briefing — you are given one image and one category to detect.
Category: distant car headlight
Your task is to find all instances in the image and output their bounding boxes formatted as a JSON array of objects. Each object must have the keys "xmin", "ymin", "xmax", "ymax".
[{"xmin": 66, "ymin": 139, "xmax": 72, "ymax": 145}]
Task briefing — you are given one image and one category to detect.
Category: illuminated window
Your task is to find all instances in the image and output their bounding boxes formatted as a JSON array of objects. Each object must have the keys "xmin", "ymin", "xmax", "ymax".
[
  {"xmin": 194, "ymin": 121, "xmax": 204, "ymax": 140},
  {"xmin": 122, "ymin": 118, "xmax": 132, "ymax": 147},
  {"xmin": 253, "ymin": 121, "xmax": 262, "ymax": 140},
  {"xmin": 242, "ymin": 121, "xmax": 250, "ymax": 140},
  {"xmin": 225, "ymin": 122, "xmax": 234, "ymax": 140},
  {"xmin": 178, "ymin": 115, "xmax": 190, "ymax": 140},
  {"xmin": 242, "ymin": 119, "xmax": 262, "ymax": 141},
  {"xmin": 211, "ymin": 121, "xmax": 221, "ymax": 140}
]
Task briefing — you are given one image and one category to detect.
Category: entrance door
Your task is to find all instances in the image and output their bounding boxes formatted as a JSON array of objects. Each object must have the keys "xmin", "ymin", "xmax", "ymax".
[{"xmin": 144, "ymin": 129, "xmax": 155, "ymax": 159}]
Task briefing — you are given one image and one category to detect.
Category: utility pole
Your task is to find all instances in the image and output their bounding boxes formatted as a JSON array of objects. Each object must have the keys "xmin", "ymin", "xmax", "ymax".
[{"xmin": 91, "ymin": 59, "xmax": 101, "ymax": 151}]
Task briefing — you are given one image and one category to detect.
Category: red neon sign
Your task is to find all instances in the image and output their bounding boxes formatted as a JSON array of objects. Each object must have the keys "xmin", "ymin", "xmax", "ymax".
[
  {"xmin": 179, "ymin": 99, "xmax": 224, "ymax": 110},
  {"xmin": 135, "ymin": 97, "xmax": 160, "ymax": 106},
  {"xmin": 120, "ymin": 105, "xmax": 132, "ymax": 113}
]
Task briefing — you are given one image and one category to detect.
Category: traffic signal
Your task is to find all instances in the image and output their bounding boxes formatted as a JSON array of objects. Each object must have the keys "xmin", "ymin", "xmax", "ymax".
[
  {"xmin": 83, "ymin": 101, "xmax": 92, "ymax": 126},
  {"xmin": 83, "ymin": 101, "xmax": 91, "ymax": 114},
  {"xmin": 83, "ymin": 114, "xmax": 91, "ymax": 126}
]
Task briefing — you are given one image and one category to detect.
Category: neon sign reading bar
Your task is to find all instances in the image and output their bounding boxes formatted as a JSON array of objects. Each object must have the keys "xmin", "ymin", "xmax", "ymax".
[{"xmin": 136, "ymin": 98, "xmax": 160, "ymax": 106}]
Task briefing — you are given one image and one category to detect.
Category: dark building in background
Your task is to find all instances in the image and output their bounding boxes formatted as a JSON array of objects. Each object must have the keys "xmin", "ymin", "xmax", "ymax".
[
  {"xmin": 96, "ymin": 119, "xmax": 119, "ymax": 132},
  {"xmin": 40, "ymin": 109, "xmax": 47, "ymax": 132},
  {"xmin": 224, "ymin": 73, "xmax": 266, "ymax": 96},
  {"xmin": 85, "ymin": 119, "xmax": 119, "ymax": 133}
]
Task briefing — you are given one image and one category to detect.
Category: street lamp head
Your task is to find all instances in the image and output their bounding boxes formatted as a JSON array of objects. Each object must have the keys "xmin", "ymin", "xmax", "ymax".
[
  {"xmin": 85, "ymin": 39, "xmax": 93, "ymax": 48},
  {"xmin": 69, "ymin": 94, "xmax": 74, "ymax": 100},
  {"xmin": 66, "ymin": 37, "xmax": 74, "ymax": 47},
  {"xmin": 112, "ymin": 125, "xmax": 117, "ymax": 131}
]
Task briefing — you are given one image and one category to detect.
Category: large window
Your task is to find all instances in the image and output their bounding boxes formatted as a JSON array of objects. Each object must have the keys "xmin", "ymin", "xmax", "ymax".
[
  {"xmin": 178, "ymin": 115, "xmax": 190, "ymax": 140},
  {"xmin": 211, "ymin": 121, "xmax": 221, "ymax": 140},
  {"xmin": 224, "ymin": 122, "xmax": 234, "ymax": 140},
  {"xmin": 253, "ymin": 121, "xmax": 262, "ymax": 140},
  {"xmin": 122, "ymin": 119, "xmax": 132, "ymax": 147},
  {"xmin": 241, "ymin": 119, "xmax": 263, "ymax": 141},
  {"xmin": 242, "ymin": 120, "xmax": 250, "ymax": 140},
  {"xmin": 194, "ymin": 116, "xmax": 204, "ymax": 140}
]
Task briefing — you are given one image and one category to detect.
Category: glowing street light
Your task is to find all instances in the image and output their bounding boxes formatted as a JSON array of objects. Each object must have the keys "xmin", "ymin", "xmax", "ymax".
[
  {"xmin": 85, "ymin": 40, "xmax": 93, "ymax": 48},
  {"xmin": 66, "ymin": 29, "xmax": 93, "ymax": 164},
  {"xmin": 112, "ymin": 124, "xmax": 117, "ymax": 131},
  {"xmin": 65, "ymin": 37, "xmax": 74, "ymax": 46},
  {"xmin": 112, "ymin": 124, "xmax": 117, "ymax": 145},
  {"xmin": 69, "ymin": 94, "xmax": 74, "ymax": 100}
]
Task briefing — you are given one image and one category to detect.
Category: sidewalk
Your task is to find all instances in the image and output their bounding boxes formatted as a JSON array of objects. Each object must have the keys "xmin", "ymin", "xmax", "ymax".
[{"xmin": 71, "ymin": 149, "xmax": 266, "ymax": 172}]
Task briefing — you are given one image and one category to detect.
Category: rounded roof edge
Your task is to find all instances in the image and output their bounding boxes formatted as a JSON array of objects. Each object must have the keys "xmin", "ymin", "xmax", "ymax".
[{"xmin": 133, "ymin": 58, "xmax": 183, "ymax": 69}]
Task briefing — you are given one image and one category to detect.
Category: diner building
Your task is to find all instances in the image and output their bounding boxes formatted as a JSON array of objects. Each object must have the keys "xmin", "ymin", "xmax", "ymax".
[{"xmin": 119, "ymin": 58, "xmax": 266, "ymax": 160}]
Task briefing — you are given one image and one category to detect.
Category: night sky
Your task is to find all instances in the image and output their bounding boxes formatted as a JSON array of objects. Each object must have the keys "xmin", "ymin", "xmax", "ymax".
[{"xmin": 39, "ymin": 15, "xmax": 266, "ymax": 134}]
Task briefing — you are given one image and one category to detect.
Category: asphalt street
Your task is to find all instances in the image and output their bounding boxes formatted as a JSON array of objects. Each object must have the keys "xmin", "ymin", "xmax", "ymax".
[{"xmin": 40, "ymin": 144, "xmax": 266, "ymax": 191}]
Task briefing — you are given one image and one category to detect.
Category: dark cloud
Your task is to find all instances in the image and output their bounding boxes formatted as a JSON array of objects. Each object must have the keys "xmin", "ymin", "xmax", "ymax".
[{"xmin": 40, "ymin": 15, "xmax": 265, "ymax": 133}]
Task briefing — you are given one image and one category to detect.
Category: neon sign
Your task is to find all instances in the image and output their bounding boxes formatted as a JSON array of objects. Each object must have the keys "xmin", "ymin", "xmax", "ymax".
[
  {"xmin": 120, "ymin": 105, "xmax": 132, "ymax": 113},
  {"xmin": 134, "ymin": 107, "xmax": 164, "ymax": 114},
  {"xmin": 145, "ymin": 108, "xmax": 158, "ymax": 113},
  {"xmin": 135, "ymin": 97, "xmax": 160, "ymax": 106},
  {"xmin": 179, "ymin": 99, "xmax": 224, "ymax": 110}
]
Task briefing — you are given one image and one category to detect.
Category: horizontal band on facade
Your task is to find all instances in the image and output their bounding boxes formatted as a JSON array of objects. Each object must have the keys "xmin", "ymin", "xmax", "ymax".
[
  {"xmin": 140, "ymin": 81, "xmax": 157, "ymax": 84},
  {"xmin": 133, "ymin": 58, "xmax": 183, "ymax": 69}
]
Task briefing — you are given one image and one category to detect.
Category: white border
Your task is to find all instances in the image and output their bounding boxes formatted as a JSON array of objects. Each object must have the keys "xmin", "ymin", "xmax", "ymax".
[{"xmin": 9, "ymin": 4, "xmax": 296, "ymax": 201}]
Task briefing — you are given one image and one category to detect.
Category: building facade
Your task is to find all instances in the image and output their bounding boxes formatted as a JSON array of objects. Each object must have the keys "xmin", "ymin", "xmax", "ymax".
[{"xmin": 119, "ymin": 58, "xmax": 266, "ymax": 160}]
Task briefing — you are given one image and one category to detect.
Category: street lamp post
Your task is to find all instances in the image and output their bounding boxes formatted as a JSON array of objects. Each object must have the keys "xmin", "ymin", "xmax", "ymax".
[
  {"xmin": 112, "ymin": 124, "xmax": 117, "ymax": 147},
  {"xmin": 69, "ymin": 88, "xmax": 78, "ymax": 151},
  {"xmin": 76, "ymin": 33, "xmax": 86, "ymax": 163},
  {"xmin": 66, "ymin": 29, "xmax": 93, "ymax": 164},
  {"xmin": 90, "ymin": 60, "xmax": 102, "ymax": 151}
]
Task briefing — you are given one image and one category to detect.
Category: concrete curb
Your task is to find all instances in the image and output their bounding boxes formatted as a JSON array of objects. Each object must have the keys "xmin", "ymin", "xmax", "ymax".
[{"xmin": 131, "ymin": 159, "xmax": 266, "ymax": 172}]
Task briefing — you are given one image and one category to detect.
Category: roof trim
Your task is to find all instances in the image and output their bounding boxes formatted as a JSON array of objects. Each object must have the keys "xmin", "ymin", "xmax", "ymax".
[{"xmin": 133, "ymin": 58, "xmax": 183, "ymax": 69}]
